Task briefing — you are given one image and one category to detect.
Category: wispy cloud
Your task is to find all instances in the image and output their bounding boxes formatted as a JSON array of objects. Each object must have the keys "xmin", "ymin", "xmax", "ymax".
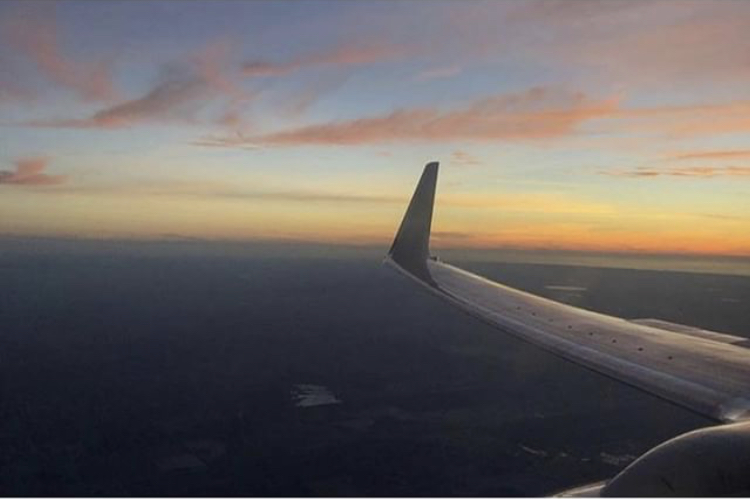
[
  {"xmin": 615, "ymin": 101, "xmax": 750, "ymax": 138},
  {"xmin": 2, "ymin": 9, "xmax": 116, "ymax": 102},
  {"xmin": 0, "ymin": 157, "xmax": 66, "ymax": 186},
  {"xmin": 671, "ymin": 149, "xmax": 750, "ymax": 161},
  {"xmin": 18, "ymin": 39, "xmax": 397, "ymax": 130},
  {"xmin": 242, "ymin": 43, "xmax": 406, "ymax": 77},
  {"xmin": 602, "ymin": 166, "xmax": 750, "ymax": 178},
  {"xmin": 219, "ymin": 189, "xmax": 402, "ymax": 205},
  {"xmin": 579, "ymin": 7, "xmax": 750, "ymax": 86},
  {"xmin": 699, "ymin": 213, "xmax": 749, "ymax": 221},
  {"xmin": 23, "ymin": 172, "xmax": 614, "ymax": 217},
  {"xmin": 40, "ymin": 178, "xmax": 404, "ymax": 205},
  {"xmin": 191, "ymin": 92, "xmax": 750, "ymax": 149},
  {"xmin": 196, "ymin": 87, "xmax": 619, "ymax": 147},
  {"xmin": 27, "ymin": 78, "xmax": 206, "ymax": 129},
  {"xmin": 503, "ymin": 1, "xmax": 750, "ymax": 87},
  {"xmin": 24, "ymin": 41, "xmax": 253, "ymax": 130},
  {"xmin": 446, "ymin": 192, "xmax": 615, "ymax": 215},
  {"xmin": 432, "ymin": 231, "xmax": 475, "ymax": 241},
  {"xmin": 450, "ymin": 150, "xmax": 482, "ymax": 167},
  {"xmin": 189, "ymin": 132, "xmax": 260, "ymax": 150}
]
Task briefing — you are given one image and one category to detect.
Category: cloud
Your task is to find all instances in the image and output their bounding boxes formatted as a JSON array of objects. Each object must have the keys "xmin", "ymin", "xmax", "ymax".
[
  {"xmin": 428, "ymin": 1, "xmax": 750, "ymax": 90},
  {"xmin": 2, "ymin": 9, "xmax": 116, "ymax": 102},
  {"xmin": 42, "ymin": 178, "xmax": 404, "ymax": 205},
  {"xmin": 15, "ymin": 176, "xmax": 614, "ymax": 216},
  {"xmin": 602, "ymin": 166, "xmax": 750, "ymax": 178},
  {"xmin": 450, "ymin": 150, "xmax": 482, "ymax": 167},
  {"xmin": 586, "ymin": 7, "xmax": 750, "ymax": 85},
  {"xmin": 446, "ymin": 192, "xmax": 615, "ymax": 215},
  {"xmin": 508, "ymin": 0, "xmax": 640, "ymax": 23},
  {"xmin": 0, "ymin": 157, "xmax": 66, "ymax": 186},
  {"xmin": 242, "ymin": 190, "xmax": 401, "ymax": 204},
  {"xmin": 25, "ymin": 79, "xmax": 204, "ymax": 129},
  {"xmin": 195, "ymin": 87, "xmax": 619, "ymax": 147},
  {"xmin": 432, "ymin": 231, "xmax": 475, "ymax": 241},
  {"xmin": 699, "ymin": 213, "xmax": 748, "ymax": 221},
  {"xmin": 189, "ymin": 132, "xmax": 260, "ymax": 150},
  {"xmin": 192, "ymin": 90, "xmax": 750, "ymax": 149},
  {"xmin": 616, "ymin": 100, "xmax": 750, "ymax": 138},
  {"xmin": 499, "ymin": 1, "xmax": 750, "ymax": 87},
  {"xmin": 242, "ymin": 43, "xmax": 406, "ymax": 77},
  {"xmin": 24, "ymin": 39, "xmax": 392, "ymax": 131},
  {"xmin": 192, "ymin": 40, "xmax": 243, "ymax": 97},
  {"xmin": 24, "ymin": 42, "xmax": 253, "ymax": 130},
  {"xmin": 671, "ymin": 150, "xmax": 750, "ymax": 161},
  {"xmin": 30, "ymin": 78, "xmax": 206, "ymax": 129}
]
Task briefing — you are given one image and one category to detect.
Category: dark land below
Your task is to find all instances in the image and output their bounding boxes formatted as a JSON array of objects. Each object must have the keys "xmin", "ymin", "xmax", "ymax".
[{"xmin": 1, "ymin": 240, "xmax": 748, "ymax": 496}]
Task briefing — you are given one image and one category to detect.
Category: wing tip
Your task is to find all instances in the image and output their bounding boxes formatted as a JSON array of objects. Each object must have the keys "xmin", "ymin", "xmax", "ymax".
[{"xmin": 387, "ymin": 161, "xmax": 439, "ymax": 284}]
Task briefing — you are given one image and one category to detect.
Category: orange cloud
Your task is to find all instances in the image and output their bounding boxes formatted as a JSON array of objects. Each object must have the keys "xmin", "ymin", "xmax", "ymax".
[
  {"xmin": 0, "ymin": 157, "xmax": 66, "ymax": 186},
  {"xmin": 671, "ymin": 149, "xmax": 750, "ymax": 161},
  {"xmin": 242, "ymin": 43, "xmax": 406, "ymax": 77},
  {"xmin": 197, "ymin": 87, "xmax": 619, "ymax": 147},
  {"xmin": 602, "ymin": 166, "xmax": 750, "ymax": 178},
  {"xmin": 615, "ymin": 101, "xmax": 750, "ymax": 138},
  {"xmin": 450, "ymin": 150, "xmax": 482, "ymax": 167},
  {"xmin": 190, "ymin": 93, "xmax": 750, "ymax": 149},
  {"xmin": 3, "ymin": 10, "xmax": 116, "ymax": 102},
  {"xmin": 447, "ymin": 229, "xmax": 750, "ymax": 257}
]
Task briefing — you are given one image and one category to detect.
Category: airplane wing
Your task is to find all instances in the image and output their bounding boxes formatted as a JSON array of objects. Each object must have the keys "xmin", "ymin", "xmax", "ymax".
[{"xmin": 386, "ymin": 162, "xmax": 750, "ymax": 423}]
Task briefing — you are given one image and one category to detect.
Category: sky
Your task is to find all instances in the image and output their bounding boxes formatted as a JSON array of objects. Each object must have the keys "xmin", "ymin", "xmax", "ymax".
[{"xmin": 1, "ymin": 0, "xmax": 749, "ymax": 257}]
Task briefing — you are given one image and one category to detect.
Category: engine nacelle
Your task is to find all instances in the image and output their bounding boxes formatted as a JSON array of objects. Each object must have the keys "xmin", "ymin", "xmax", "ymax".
[{"xmin": 600, "ymin": 420, "xmax": 750, "ymax": 496}]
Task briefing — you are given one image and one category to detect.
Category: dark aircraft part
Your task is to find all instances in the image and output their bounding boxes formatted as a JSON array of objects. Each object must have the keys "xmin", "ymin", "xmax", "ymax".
[
  {"xmin": 601, "ymin": 420, "xmax": 750, "ymax": 496},
  {"xmin": 388, "ymin": 161, "xmax": 438, "ymax": 285}
]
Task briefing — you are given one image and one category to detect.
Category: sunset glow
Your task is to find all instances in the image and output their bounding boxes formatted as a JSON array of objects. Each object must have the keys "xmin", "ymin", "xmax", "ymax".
[{"xmin": 1, "ymin": 1, "xmax": 749, "ymax": 257}]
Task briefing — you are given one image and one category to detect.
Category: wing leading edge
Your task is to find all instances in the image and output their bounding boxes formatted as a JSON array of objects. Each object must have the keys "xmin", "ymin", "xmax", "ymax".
[{"xmin": 386, "ymin": 162, "xmax": 750, "ymax": 423}]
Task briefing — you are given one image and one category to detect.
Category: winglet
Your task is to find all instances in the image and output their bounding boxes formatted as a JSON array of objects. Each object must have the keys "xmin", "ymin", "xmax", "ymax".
[{"xmin": 387, "ymin": 162, "xmax": 438, "ymax": 284}]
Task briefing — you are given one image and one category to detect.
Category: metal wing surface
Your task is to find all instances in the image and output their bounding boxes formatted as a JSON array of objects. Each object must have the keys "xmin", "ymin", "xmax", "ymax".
[{"xmin": 386, "ymin": 162, "xmax": 750, "ymax": 423}]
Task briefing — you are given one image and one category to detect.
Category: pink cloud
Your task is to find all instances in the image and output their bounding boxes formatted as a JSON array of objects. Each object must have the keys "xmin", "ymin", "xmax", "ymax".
[
  {"xmin": 0, "ymin": 157, "xmax": 66, "ymax": 186},
  {"xmin": 602, "ymin": 165, "xmax": 750, "ymax": 178},
  {"xmin": 25, "ymin": 41, "xmax": 255, "ymax": 130},
  {"xmin": 529, "ymin": 2, "xmax": 750, "ymax": 86},
  {"xmin": 196, "ymin": 87, "xmax": 619, "ymax": 147},
  {"xmin": 433, "ymin": 2, "xmax": 750, "ymax": 88},
  {"xmin": 3, "ymin": 11, "xmax": 116, "ymax": 102},
  {"xmin": 615, "ymin": 100, "xmax": 750, "ymax": 138},
  {"xmin": 191, "ymin": 40, "xmax": 250, "ymax": 101}
]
